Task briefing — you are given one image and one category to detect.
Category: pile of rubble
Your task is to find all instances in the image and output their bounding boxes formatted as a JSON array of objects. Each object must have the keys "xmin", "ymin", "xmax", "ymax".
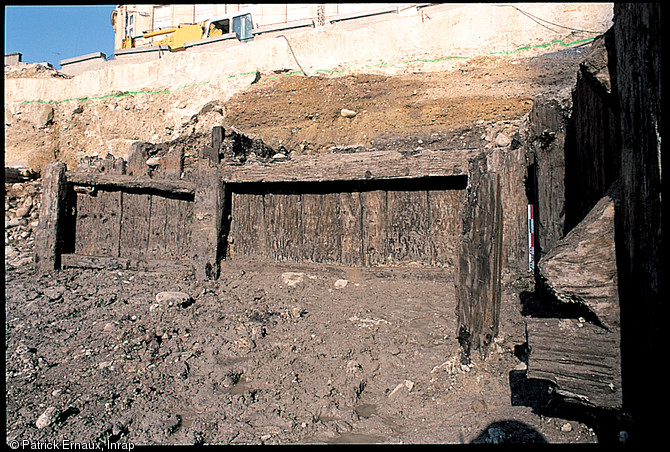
[{"xmin": 5, "ymin": 179, "xmax": 41, "ymax": 269}]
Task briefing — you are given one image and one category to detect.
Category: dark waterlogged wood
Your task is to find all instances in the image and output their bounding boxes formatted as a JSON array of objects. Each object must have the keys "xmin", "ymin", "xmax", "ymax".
[
  {"xmin": 387, "ymin": 190, "xmax": 431, "ymax": 264},
  {"xmin": 192, "ymin": 161, "xmax": 224, "ymax": 279},
  {"xmin": 457, "ymin": 161, "xmax": 503, "ymax": 356},
  {"xmin": 339, "ymin": 191, "xmax": 363, "ymax": 266},
  {"xmin": 429, "ymin": 189, "xmax": 465, "ymax": 267},
  {"xmin": 265, "ymin": 192, "xmax": 302, "ymax": 262},
  {"xmin": 66, "ymin": 172, "xmax": 195, "ymax": 196},
  {"xmin": 361, "ymin": 189, "xmax": 388, "ymax": 266},
  {"xmin": 302, "ymin": 192, "xmax": 341, "ymax": 263},
  {"xmin": 72, "ymin": 156, "xmax": 123, "ymax": 257},
  {"xmin": 35, "ymin": 162, "xmax": 67, "ymax": 272},
  {"xmin": 220, "ymin": 149, "xmax": 474, "ymax": 183},
  {"xmin": 526, "ymin": 317, "xmax": 622, "ymax": 409},
  {"xmin": 60, "ymin": 253, "xmax": 192, "ymax": 273}
]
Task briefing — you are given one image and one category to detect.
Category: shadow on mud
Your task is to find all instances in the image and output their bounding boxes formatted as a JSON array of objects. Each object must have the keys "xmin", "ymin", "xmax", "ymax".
[
  {"xmin": 509, "ymin": 301, "xmax": 630, "ymax": 445},
  {"xmin": 471, "ymin": 419, "xmax": 546, "ymax": 444}
]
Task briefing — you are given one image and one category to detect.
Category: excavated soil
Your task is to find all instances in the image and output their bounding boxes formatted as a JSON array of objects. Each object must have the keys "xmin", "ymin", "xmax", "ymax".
[{"xmin": 5, "ymin": 47, "xmax": 610, "ymax": 445}]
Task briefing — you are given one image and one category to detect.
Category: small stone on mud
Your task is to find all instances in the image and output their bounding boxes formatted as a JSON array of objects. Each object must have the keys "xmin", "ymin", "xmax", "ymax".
[
  {"xmin": 156, "ymin": 291, "xmax": 192, "ymax": 307},
  {"xmin": 281, "ymin": 272, "xmax": 304, "ymax": 288},
  {"xmin": 43, "ymin": 286, "xmax": 66, "ymax": 300},
  {"xmin": 340, "ymin": 109, "xmax": 357, "ymax": 118},
  {"xmin": 334, "ymin": 279, "xmax": 348, "ymax": 289},
  {"xmin": 36, "ymin": 406, "xmax": 59, "ymax": 429}
]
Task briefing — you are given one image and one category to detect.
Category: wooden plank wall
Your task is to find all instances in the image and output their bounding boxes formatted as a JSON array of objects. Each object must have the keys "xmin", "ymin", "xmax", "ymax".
[
  {"xmin": 225, "ymin": 178, "xmax": 466, "ymax": 268},
  {"xmin": 67, "ymin": 149, "xmax": 193, "ymax": 265}
]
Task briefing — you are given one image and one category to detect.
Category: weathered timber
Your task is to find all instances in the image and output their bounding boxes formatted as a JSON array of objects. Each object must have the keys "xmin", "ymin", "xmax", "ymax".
[
  {"xmin": 524, "ymin": 97, "xmax": 570, "ymax": 259},
  {"xmin": 457, "ymin": 155, "xmax": 503, "ymax": 358},
  {"xmin": 220, "ymin": 149, "xmax": 474, "ymax": 183},
  {"xmin": 387, "ymin": 189, "xmax": 431, "ymax": 264},
  {"xmin": 158, "ymin": 145, "xmax": 184, "ymax": 179},
  {"xmin": 430, "ymin": 189, "xmax": 465, "ymax": 267},
  {"xmin": 265, "ymin": 192, "xmax": 302, "ymax": 262},
  {"xmin": 35, "ymin": 162, "xmax": 67, "ymax": 272},
  {"xmin": 192, "ymin": 160, "xmax": 224, "ymax": 280},
  {"xmin": 526, "ymin": 317, "xmax": 622, "ymax": 409},
  {"xmin": 538, "ymin": 183, "xmax": 621, "ymax": 328},
  {"xmin": 224, "ymin": 176, "xmax": 468, "ymax": 268},
  {"xmin": 302, "ymin": 192, "xmax": 341, "ymax": 263},
  {"xmin": 212, "ymin": 126, "xmax": 225, "ymax": 152},
  {"xmin": 60, "ymin": 253, "xmax": 192, "ymax": 273},
  {"xmin": 227, "ymin": 192, "xmax": 265, "ymax": 259},
  {"xmin": 73, "ymin": 156, "xmax": 123, "ymax": 257},
  {"xmin": 339, "ymin": 191, "xmax": 363, "ymax": 266},
  {"xmin": 119, "ymin": 192, "xmax": 151, "ymax": 260},
  {"xmin": 66, "ymin": 172, "xmax": 195, "ymax": 196},
  {"xmin": 126, "ymin": 141, "xmax": 150, "ymax": 177},
  {"xmin": 361, "ymin": 189, "xmax": 388, "ymax": 266}
]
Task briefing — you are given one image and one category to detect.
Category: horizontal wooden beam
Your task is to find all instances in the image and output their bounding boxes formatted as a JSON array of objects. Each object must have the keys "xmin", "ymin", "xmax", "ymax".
[
  {"xmin": 220, "ymin": 149, "xmax": 476, "ymax": 184},
  {"xmin": 66, "ymin": 171, "xmax": 196, "ymax": 196},
  {"xmin": 60, "ymin": 253, "xmax": 193, "ymax": 273}
]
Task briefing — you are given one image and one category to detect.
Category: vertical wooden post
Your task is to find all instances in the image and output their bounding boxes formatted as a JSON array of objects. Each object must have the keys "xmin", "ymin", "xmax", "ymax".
[
  {"xmin": 457, "ymin": 156, "xmax": 503, "ymax": 362},
  {"xmin": 35, "ymin": 162, "xmax": 68, "ymax": 272},
  {"xmin": 200, "ymin": 126, "xmax": 223, "ymax": 164},
  {"xmin": 192, "ymin": 159, "xmax": 223, "ymax": 280}
]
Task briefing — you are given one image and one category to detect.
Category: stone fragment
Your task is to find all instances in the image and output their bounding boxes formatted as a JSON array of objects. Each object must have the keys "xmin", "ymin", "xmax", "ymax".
[
  {"xmin": 334, "ymin": 279, "xmax": 348, "ymax": 289},
  {"xmin": 281, "ymin": 272, "xmax": 304, "ymax": 288},
  {"xmin": 340, "ymin": 109, "xmax": 357, "ymax": 118},
  {"xmin": 495, "ymin": 132, "xmax": 511, "ymax": 147},
  {"xmin": 155, "ymin": 291, "xmax": 192, "ymax": 307},
  {"xmin": 43, "ymin": 286, "xmax": 66, "ymax": 300},
  {"xmin": 36, "ymin": 406, "xmax": 59, "ymax": 429}
]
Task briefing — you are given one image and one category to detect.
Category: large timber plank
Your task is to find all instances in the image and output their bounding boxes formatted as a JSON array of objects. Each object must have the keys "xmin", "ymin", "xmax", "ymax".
[
  {"xmin": 119, "ymin": 192, "xmax": 151, "ymax": 260},
  {"xmin": 361, "ymin": 189, "xmax": 387, "ymax": 266},
  {"xmin": 229, "ymin": 192, "xmax": 266, "ymax": 259},
  {"xmin": 265, "ymin": 192, "xmax": 302, "ymax": 262},
  {"xmin": 339, "ymin": 191, "xmax": 363, "ymax": 266},
  {"xmin": 526, "ymin": 317, "xmax": 622, "ymax": 409},
  {"xmin": 220, "ymin": 149, "xmax": 474, "ymax": 183},
  {"xmin": 302, "ymin": 192, "xmax": 341, "ymax": 263},
  {"xmin": 429, "ymin": 189, "xmax": 464, "ymax": 267},
  {"xmin": 387, "ymin": 189, "xmax": 431, "ymax": 265}
]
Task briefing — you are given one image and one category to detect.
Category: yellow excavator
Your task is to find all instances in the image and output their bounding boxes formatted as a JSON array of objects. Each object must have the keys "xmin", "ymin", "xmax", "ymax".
[{"xmin": 122, "ymin": 13, "xmax": 254, "ymax": 51}]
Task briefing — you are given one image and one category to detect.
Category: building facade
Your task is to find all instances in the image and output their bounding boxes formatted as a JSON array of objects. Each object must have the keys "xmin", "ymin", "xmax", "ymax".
[{"xmin": 110, "ymin": 4, "xmax": 415, "ymax": 49}]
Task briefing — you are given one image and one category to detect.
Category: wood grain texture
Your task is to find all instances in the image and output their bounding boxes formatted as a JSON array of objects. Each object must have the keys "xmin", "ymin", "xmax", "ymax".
[
  {"xmin": 220, "ymin": 149, "xmax": 474, "ymax": 183},
  {"xmin": 35, "ymin": 162, "xmax": 67, "ymax": 272},
  {"xmin": 526, "ymin": 317, "xmax": 622, "ymax": 409}
]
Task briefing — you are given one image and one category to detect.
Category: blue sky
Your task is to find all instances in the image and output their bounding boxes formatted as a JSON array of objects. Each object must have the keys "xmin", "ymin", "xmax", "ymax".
[{"xmin": 4, "ymin": 5, "xmax": 116, "ymax": 69}]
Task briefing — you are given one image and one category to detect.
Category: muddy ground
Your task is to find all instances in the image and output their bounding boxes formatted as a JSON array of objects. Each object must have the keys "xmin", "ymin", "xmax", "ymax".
[
  {"xmin": 5, "ymin": 228, "xmax": 599, "ymax": 445},
  {"xmin": 5, "ymin": 46, "xmax": 619, "ymax": 445}
]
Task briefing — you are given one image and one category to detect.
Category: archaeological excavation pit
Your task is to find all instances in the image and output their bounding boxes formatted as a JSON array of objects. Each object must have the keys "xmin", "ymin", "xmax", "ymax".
[{"xmin": 34, "ymin": 126, "xmax": 507, "ymax": 362}]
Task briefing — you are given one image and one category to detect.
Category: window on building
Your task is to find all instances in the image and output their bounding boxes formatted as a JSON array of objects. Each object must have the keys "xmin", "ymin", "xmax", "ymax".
[{"xmin": 126, "ymin": 12, "xmax": 135, "ymax": 37}]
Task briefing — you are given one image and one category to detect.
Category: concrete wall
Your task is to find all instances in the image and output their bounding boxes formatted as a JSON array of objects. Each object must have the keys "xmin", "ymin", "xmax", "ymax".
[
  {"xmin": 5, "ymin": 52, "xmax": 22, "ymax": 66},
  {"xmin": 59, "ymin": 52, "xmax": 108, "ymax": 76},
  {"xmin": 5, "ymin": 3, "xmax": 613, "ymax": 105},
  {"xmin": 112, "ymin": 45, "xmax": 170, "ymax": 65}
]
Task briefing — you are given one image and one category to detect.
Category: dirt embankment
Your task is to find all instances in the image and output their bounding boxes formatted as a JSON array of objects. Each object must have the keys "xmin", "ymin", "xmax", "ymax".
[{"xmin": 4, "ymin": 50, "xmax": 579, "ymax": 173}]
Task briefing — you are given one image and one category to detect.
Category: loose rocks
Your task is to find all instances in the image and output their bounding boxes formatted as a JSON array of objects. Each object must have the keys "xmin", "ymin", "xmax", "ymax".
[{"xmin": 155, "ymin": 291, "xmax": 192, "ymax": 307}]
